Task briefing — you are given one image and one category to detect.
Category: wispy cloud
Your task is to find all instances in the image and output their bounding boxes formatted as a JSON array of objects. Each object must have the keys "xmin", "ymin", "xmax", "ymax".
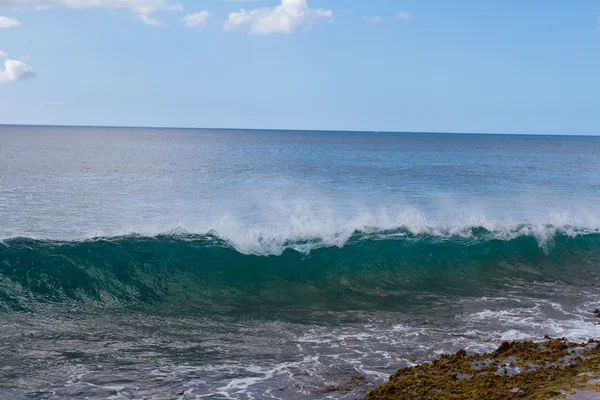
[
  {"xmin": 0, "ymin": 1, "xmax": 182, "ymax": 26},
  {"xmin": 137, "ymin": 13, "xmax": 165, "ymax": 26},
  {"xmin": 0, "ymin": 0, "xmax": 179, "ymax": 14},
  {"xmin": 182, "ymin": 11, "xmax": 211, "ymax": 27},
  {"xmin": 364, "ymin": 16, "xmax": 382, "ymax": 24},
  {"xmin": 396, "ymin": 11, "xmax": 411, "ymax": 20},
  {"xmin": 224, "ymin": 0, "xmax": 332, "ymax": 35},
  {"xmin": 0, "ymin": 16, "xmax": 20, "ymax": 28}
]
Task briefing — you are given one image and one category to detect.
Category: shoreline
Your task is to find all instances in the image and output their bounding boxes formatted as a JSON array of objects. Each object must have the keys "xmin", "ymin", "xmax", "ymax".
[{"xmin": 361, "ymin": 337, "xmax": 600, "ymax": 400}]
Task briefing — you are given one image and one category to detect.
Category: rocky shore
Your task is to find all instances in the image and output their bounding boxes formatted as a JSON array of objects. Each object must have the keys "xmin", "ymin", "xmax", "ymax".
[{"xmin": 362, "ymin": 337, "xmax": 600, "ymax": 400}]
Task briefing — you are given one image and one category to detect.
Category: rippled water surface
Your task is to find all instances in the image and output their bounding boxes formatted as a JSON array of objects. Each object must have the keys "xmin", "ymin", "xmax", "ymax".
[{"xmin": 1, "ymin": 126, "xmax": 600, "ymax": 399}]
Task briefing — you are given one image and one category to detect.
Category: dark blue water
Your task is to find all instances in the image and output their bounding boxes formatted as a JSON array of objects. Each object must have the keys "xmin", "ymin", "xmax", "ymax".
[{"xmin": 1, "ymin": 126, "xmax": 600, "ymax": 399}]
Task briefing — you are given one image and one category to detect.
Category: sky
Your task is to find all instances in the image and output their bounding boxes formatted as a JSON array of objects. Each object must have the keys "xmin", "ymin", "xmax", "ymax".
[{"xmin": 0, "ymin": 0, "xmax": 599, "ymax": 134}]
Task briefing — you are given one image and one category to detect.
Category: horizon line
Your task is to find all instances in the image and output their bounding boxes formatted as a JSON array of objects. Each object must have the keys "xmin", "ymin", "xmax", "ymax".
[{"xmin": 0, "ymin": 123, "xmax": 598, "ymax": 138}]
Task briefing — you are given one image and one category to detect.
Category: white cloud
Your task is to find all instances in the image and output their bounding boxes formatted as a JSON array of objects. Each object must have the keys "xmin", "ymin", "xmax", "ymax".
[
  {"xmin": 0, "ymin": 15, "xmax": 20, "ymax": 27},
  {"xmin": 0, "ymin": 58, "xmax": 35, "ymax": 84},
  {"xmin": 224, "ymin": 0, "xmax": 332, "ymax": 35},
  {"xmin": 182, "ymin": 11, "xmax": 210, "ymax": 27},
  {"xmin": 0, "ymin": 0, "xmax": 180, "ymax": 14},
  {"xmin": 0, "ymin": 50, "xmax": 7, "ymax": 58},
  {"xmin": 364, "ymin": 16, "xmax": 382, "ymax": 24},
  {"xmin": 396, "ymin": 11, "xmax": 411, "ymax": 20},
  {"xmin": 0, "ymin": 1, "xmax": 181, "ymax": 26},
  {"xmin": 136, "ymin": 13, "xmax": 164, "ymax": 26}
]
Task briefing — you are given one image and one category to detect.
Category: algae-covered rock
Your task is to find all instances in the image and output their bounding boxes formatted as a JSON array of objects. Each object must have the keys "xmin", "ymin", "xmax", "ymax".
[{"xmin": 363, "ymin": 338, "xmax": 600, "ymax": 400}]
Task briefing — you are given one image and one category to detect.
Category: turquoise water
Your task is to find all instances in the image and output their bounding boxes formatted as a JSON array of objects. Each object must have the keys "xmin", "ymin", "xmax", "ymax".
[{"xmin": 1, "ymin": 126, "xmax": 600, "ymax": 399}]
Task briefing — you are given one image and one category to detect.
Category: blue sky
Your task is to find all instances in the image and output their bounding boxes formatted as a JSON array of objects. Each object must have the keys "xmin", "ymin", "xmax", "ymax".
[{"xmin": 0, "ymin": 0, "xmax": 599, "ymax": 134}]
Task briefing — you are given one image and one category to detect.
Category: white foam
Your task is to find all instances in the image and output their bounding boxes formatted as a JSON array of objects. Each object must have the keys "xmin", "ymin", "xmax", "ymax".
[
  {"xmin": 2, "ymin": 198, "xmax": 600, "ymax": 256},
  {"xmin": 463, "ymin": 306, "xmax": 600, "ymax": 343},
  {"xmin": 500, "ymin": 329, "xmax": 531, "ymax": 341}
]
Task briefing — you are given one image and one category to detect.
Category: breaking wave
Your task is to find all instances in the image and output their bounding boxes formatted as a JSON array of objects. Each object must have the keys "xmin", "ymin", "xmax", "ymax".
[{"xmin": 2, "ymin": 225, "xmax": 600, "ymax": 314}]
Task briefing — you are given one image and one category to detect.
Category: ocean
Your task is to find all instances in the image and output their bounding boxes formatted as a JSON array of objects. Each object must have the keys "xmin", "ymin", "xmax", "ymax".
[{"xmin": 1, "ymin": 125, "xmax": 600, "ymax": 399}]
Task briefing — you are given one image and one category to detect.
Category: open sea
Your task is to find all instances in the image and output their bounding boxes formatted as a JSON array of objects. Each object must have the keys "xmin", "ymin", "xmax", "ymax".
[{"xmin": 1, "ymin": 125, "xmax": 600, "ymax": 399}]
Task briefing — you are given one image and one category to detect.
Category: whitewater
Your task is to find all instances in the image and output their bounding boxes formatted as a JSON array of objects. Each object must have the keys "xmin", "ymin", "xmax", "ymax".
[{"xmin": 1, "ymin": 126, "xmax": 600, "ymax": 399}]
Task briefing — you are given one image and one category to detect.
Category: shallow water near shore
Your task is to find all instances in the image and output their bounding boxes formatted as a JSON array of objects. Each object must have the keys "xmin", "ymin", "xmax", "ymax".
[{"xmin": 1, "ymin": 126, "xmax": 600, "ymax": 399}]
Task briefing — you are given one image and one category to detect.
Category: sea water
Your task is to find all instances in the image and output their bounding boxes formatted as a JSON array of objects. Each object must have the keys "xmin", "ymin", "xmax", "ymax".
[{"xmin": 1, "ymin": 126, "xmax": 600, "ymax": 399}]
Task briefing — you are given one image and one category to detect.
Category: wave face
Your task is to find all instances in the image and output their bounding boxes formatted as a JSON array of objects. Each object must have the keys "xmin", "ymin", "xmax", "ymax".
[{"xmin": 3, "ymin": 227, "xmax": 600, "ymax": 315}]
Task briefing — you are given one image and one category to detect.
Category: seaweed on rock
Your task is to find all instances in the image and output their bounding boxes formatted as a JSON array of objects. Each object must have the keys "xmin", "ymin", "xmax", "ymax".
[{"xmin": 363, "ymin": 338, "xmax": 600, "ymax": 400}]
